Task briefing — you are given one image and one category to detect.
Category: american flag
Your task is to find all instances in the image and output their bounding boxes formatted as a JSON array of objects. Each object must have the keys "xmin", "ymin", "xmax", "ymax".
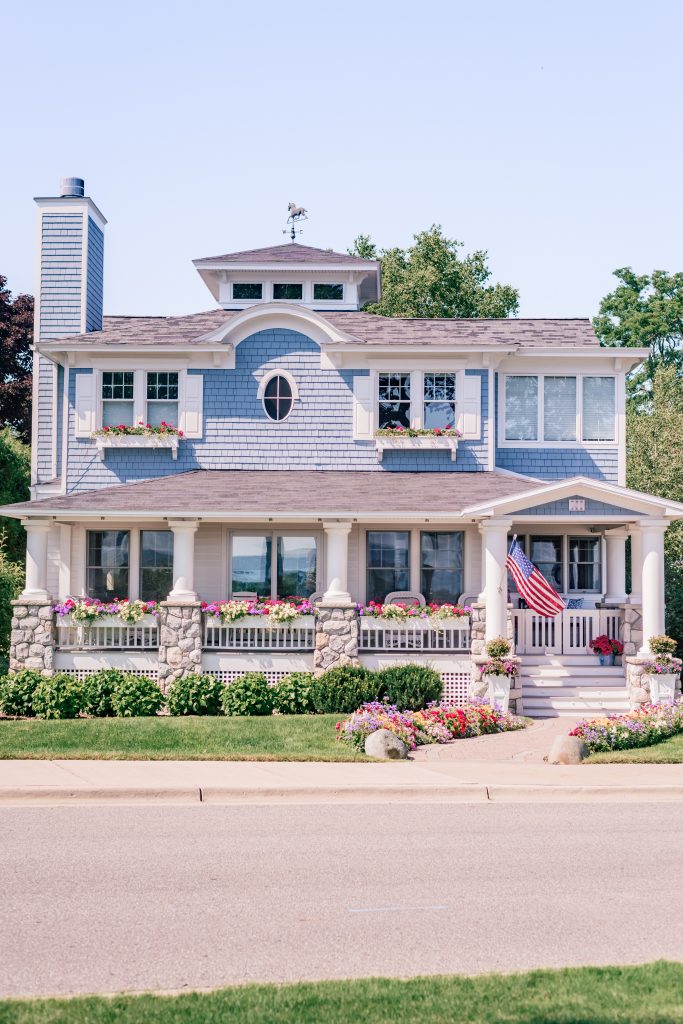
[{"xmin": 506, "ymin": 539, "xmax": 566, "ymax": 617}]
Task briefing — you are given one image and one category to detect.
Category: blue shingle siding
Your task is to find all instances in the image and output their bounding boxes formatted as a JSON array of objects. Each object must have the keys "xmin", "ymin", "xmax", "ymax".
[
  {"xmin": 55, "ymin": 364, "xmax": 64, "ymax": 478},
  {"xmin": 38, "ymin": 213, "xmax": 84, "ymax": 340},
  {"xmin": 516, "ymin": 498, "xmax": 637, "ymax": 516},
  {"xmin": 35, "ymin": 356, "xmax": 55, "ymax": 481},
  {"xmin": 86, "ymin": 217, "xmax": 104, "ymax": 332},
  {"xmin": 65, "ymin": 331, "xmax": 489, "ymax": 492}
]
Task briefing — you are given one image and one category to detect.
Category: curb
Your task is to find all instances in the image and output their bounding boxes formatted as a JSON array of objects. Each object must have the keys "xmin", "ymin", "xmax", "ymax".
[{"xmin": 1, "ymin": 782, "xmax": 682, "ymax": 805}]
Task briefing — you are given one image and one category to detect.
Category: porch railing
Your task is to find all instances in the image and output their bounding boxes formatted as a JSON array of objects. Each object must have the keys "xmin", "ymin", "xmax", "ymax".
[
  {"xmin": 56, "ymin": 615, "xmax": 159, "ymax": 651},
  {"xmin": 202, "ymin": 615, "xmax": 315, "ymax": 652},
  {"xmin": 359, "ymin": 616, "xmax": 470, "ymax": 653},
  {"xmin": 512, "ymin": 608, "xmax": 622, "ymax": 655}
]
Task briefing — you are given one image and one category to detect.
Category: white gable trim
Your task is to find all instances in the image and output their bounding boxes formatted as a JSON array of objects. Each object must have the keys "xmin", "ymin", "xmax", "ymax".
[
  {"xmin": 193, "ymin": 303, "xmax": 360, "ymax": 350},
  {"xmin": 462, "ymin": 476, "xmax": 683, "ymax": 519}
]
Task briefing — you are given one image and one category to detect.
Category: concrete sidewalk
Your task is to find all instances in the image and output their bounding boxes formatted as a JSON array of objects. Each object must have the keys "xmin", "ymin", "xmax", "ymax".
[{"xmin": 0, "ymin": 755, "xmax": 682, "ymax": 804}]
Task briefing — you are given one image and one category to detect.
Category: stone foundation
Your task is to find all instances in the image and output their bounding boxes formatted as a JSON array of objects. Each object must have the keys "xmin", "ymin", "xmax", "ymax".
[
  {"xmin": 313, "ymin": 603, "xmax": 359, "ymax": 674},
  {"xmin": 9, "ymin": 600, "xmax": 56, "ymax": 675},
  {"xmin": 624, "ymin": 655, "xmax": 682, "ymax": 708},
  {"xmin": 620, "ymin": 604, "xmax": 643, "ymax": 657},
  {"xmin": 157, "ymin": 602, "xmax": 203, "ymax": 690}
]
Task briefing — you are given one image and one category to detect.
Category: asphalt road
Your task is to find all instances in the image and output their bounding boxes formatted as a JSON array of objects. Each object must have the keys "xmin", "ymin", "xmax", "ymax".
[{"xmin": 2, "ymin": 802, "xmax": 683, "ymax": 998}]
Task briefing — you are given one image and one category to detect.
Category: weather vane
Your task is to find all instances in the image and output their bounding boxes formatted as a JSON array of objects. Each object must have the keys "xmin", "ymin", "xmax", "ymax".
[{"xmin": 283, "ymin": 202, "xmax": 308, "ymax": 241}]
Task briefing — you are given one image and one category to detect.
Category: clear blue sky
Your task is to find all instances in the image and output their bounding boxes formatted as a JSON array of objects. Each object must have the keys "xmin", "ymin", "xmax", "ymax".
[{"xmin": 2, "ymin": 0, "xmax": 682, "ymax": 319}]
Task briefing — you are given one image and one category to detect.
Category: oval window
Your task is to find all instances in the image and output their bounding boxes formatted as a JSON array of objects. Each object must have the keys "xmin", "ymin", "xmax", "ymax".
[{"xmin": 263, "ymin": 374, "xmax": 293, "ymax": 421}]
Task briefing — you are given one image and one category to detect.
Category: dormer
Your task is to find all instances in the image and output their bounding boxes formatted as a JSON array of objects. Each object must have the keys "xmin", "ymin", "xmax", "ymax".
[{"xmin": 193, "ymin": 242, "xmax": 380, "ymax": 311}]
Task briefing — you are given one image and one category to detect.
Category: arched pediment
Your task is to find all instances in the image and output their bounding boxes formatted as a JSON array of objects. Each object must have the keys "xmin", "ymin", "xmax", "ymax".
[{"xmin": 194, "ymin": 303, "xmax": 359, "ymax": 350}]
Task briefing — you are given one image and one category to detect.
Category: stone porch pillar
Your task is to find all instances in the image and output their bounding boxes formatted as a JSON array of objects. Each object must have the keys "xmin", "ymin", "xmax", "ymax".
[
  {"xmin": 167, "ymin": 519, "xmax": 199, "ymax": 602},
  {"xmin": 322, "ymin": 521, "xmax": 352, "ymax": 603},
  {"xmin": 157, "ymin": 602, "xmax": 203, "ymax": 690},
  {"xmin": 638, "ymin": 518, "xmax": 668, "ymax": 654},
  {"xmin": 628, "ymin": 524, "xmax": 642, "ymax": 606},
  {"xmin": 20, "ymin": 519, "xmax": 51, "ymax": 601},
  {"xmin": 480, "ymin": 518, "xmax": 513, "ymax": 642},
  {"xmin": 604, "ymin": 528, "xmax": 628, "ymax": 605}
]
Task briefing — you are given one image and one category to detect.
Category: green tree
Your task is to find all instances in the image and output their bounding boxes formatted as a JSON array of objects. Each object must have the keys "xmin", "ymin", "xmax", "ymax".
[
  {"xmin": 0, "ymin": 275, "xmax": 33, "ymax": 442},
  {"xmin": 0, "ymin": 427, "xmax": 31, "ymax": 565},
  {"xmin": 593, "ymin": 268, "xmax": 683, "ymax": 405},
  {"xmin": 627, "ymin": 365, "xmax": 683, "ymax": 649},
  {"xmin": 349, "ymin": 225, "xmax": 519, "ymax": 318}
]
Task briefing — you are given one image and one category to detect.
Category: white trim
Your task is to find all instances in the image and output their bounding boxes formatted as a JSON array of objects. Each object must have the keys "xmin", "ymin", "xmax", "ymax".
[
  {"xmin": 498, "ymin": 372, "xmax": 619, "ymax": 449},
  {"xmin": 487, "ymin": 366, "xmax": 494, "ymax": 470},
  {"xmin": 256, "ymin": 368, "xmax": 300, "ymax": 401},
  {"xmin": 61, "ymin": 365, "xmax": 69, "ymax": 492},
  {"xmin": 462, "ymin": 475, "xmax": 683, "ymax": 518},
  {"xmin": 80, "ymin": 210, "xmax": 89, "ymax": 333},
  {"xmin": 50, "ymin": 361, "xmax": 59, "ymax": 478}
]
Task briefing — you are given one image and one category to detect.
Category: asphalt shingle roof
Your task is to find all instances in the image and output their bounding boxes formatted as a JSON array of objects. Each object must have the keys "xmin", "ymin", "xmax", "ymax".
[
  {"xmin": 193, "ymin": 243, "xmax": 376, "ymax": 266},
  {"xmin": 0, "ymin": 470, "xmax": 536, "ymax": 518}
]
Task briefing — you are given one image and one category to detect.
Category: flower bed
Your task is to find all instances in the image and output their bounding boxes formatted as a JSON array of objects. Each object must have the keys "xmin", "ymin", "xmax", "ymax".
[
  {"xmin": 53, "ymin": 598, "xmax": 158, "ymax": 624},
  {"xmin": 358, "ymin": 601, "xmax": 470, "ymax": 621},
  {"xmin": 336, "ymin": 699, "xmax": 525, "ymax": 751},
  {"xmin": 569, "ymin": 700, "xmax": 683, "ymax": 753},
  {"xmin": 202, "ymin": 598, "xmax": 315, "ymax": 625}
]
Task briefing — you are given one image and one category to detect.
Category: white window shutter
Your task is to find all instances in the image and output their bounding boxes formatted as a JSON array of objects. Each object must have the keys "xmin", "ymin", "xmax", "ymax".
[
  {"xmin": 353, "ymin": 375, "xmax": 374, "ymax": 440},
  {"xmin": 74, "ymin": 372, "xmax": 96, "ymax": 437},
  {"xmin": 180, "ymin": 372, "xmax": 203, "ymax": 438},
  {"xmin": 458, "ymin": 374, "xmax": 481, "ymax": 440}
]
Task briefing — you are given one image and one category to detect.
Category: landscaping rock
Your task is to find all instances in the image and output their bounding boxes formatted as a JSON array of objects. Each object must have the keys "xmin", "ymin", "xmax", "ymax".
[
  {"xmin": 548, "ymin": 735, "xmax": 588, "ymax": 765},
  {"xmin": 364, "ymin": 729, "xmax": 408, "ymax": 760}
]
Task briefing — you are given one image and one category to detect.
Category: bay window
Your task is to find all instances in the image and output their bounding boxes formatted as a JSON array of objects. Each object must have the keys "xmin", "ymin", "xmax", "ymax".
[
  {"xmin": 231, "ymin": 533, "xmax": 318, "ymax": 599},
  {"xmin": 502, "ymin": 374, "xmax": 617, "ymax": 445}
]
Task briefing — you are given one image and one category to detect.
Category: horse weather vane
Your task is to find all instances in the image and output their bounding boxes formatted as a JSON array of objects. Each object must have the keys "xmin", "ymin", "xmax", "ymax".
[{"xmin": 283, "ymin": 202, "xmax": 308, "ymax": 241}]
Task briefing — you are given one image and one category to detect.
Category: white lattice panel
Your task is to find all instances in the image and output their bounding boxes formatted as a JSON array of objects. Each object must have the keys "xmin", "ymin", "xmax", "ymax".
[
  {"xmin": 59, "ymin": 667, "xmax": 159, "ymax": 682},
  {"xmin": 213, "ymin": 670, "xmax": 291, "ymax": 686},
  {"xmin": 439, "ymin": 671, "xmax": 472, "ymax": 705}
]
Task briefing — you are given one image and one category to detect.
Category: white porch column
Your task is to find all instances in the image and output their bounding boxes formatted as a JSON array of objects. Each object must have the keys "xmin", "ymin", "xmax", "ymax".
[
  {"xmin": 638, "ymin": 518, "xmax": 668, "ymax": 653},
  {"xmin": 167, "ymin": 519, "xmax": 199, "ymax": 602},
  {"xmin": 480, "ymin": 518, "xmax": 513, "ymax": 642},
  {"xmin": 20, "ymin": 519, "xmax": 52, "ymax": 601},
  {"xmin": 322, "ymin": 521, "xmax": 352, "ymax": 603},
  {"xmin": 604, "ymin": 528, "xmax": 628, "ymax": 605},
  {"xmin": 629, "ymin": 524, "xmax": 642, "ymax": 606}
]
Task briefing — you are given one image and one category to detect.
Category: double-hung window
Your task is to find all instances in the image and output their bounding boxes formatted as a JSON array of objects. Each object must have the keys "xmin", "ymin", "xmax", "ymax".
[
  {"xmin": 102, "ymin": 372, "xmax": 135, "ymax": 427},
  {"xmin": 423, "ymin": 373, "xmax": 457, "ymax": 429},
  {"xmin": 366, "ymin": 531, "xmax": 410, "ymax": 601},
  {"xmin": 530, "ymin": 536, "xmax": 563, "ymax": 592},
  {"xmin": 378, "ymin": 374, "xmax": 411, "ymax": 429},
  {"xmin": 146, "ymin": 372, "xmax": 179, "ymax": 428},
  {"xmin": 568, "ymin": 536, "xmax": 601, "ymax": 592},
  {"xmin": 503, "ymin": 374, "xmax": 616, "ymax": 445},
  {"xmin": 420, "ymin": 531, "xmax": 463, "ymax": 603}
]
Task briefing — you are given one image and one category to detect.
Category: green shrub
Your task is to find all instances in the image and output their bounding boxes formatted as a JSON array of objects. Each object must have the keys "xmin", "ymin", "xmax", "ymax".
[
  {"xmin": 0, "ymin": 668, "xmax": 43, "ymax": 717},
  {"xmin": 33, "ymin": 673, "xmax": 84, "ymax": 719},
  {"xmin": 111, "ymin": 674, "xmax": 164, "ymax": 717},
  {"xmin": 0, "ymin": 542, "xmax": 24, "ymax": 665},
  {"xmin": 375, "ymin": 663, "xmax": 443, "ymax": 709},
  {"xmin": 81, "ymin": 669, "xmax": 127, "ymax": 717},
  {"xmin": 485, "ymin": 636, "xmax": 512, "ymax": 659},
  {"xmin": 221, "ymin": 673, "xmax": 274, "ymax": 716},
  {"xmin": 309, "ymin": 665, "xmax": 379, "ymax": 714},
  {"xmin": 166, "ymin": 673, "xmax": 225, "ymax": 716},
  {"xmin": 273, "ymin": 672, "xmax": 316, "ymax": 714}
]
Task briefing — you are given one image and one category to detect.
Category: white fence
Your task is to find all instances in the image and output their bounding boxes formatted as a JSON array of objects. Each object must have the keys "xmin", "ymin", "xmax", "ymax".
[
  {"xmin": 56, "ymin": 615, "xmax": 159, "ymax": 650},
  {"xmin": 359, "ymin": 616, "xmax": 470, "ymax": 653},
  {"xmin": 512, "ymin": 608, "xmax": 622, "ymax": 655},
  {"xmin": 202, "ymin": 615, "xmax": 315, "ymax": 652}
]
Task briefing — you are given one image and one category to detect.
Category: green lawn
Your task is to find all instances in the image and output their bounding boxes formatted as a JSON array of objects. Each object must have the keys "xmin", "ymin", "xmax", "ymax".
[
  {"xmin": 587, "ymin": 731, "xmax": 683, "ymax": 763},
  {"xmin": 0, "ymin": 714, "xmax": 369, "ymax": 762},
  {"xmin": 0, "ymin": 963, "xmax": 681, "ymax": 1023}
]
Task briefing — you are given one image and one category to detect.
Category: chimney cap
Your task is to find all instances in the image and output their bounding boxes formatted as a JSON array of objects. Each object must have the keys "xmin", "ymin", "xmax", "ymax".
[{"xmin": 59, "ymin": 177, "xmax": 85, "ymax": 198}]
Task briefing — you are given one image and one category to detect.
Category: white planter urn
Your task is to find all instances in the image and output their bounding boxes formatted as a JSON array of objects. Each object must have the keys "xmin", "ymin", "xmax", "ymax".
[
  {"xmin": 648, "ymin": 673, "xmax": 677, "ymax": 704},
  {"xmin": 484, "ymin": 673, "xmax": 511, "ymax": 714}
]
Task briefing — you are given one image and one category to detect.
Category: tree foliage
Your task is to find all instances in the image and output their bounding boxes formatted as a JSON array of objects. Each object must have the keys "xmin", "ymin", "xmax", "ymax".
[
  {"xmin": 593, "ymin": 268, "xmax": 683, "ymax": 404},
  {"xmin": 0, "ymin": 275, "xmax": 33, "ymax": 442},
  {"xmin": 349, "ymin": 225, "xmax": 519, "ymax": 319},
  {"xmin": 0, "ymin": 427, "xmax": 31, "ymax": 565},
  {"xmin": 627, "ymin": 366, "xmax": 683, "ymax": 649}
]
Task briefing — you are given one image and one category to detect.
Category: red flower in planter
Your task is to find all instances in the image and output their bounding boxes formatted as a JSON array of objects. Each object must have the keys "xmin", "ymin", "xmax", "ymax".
[{"xmin": 589, "ymin": 634, "xmax": 624, "ymax": 656}]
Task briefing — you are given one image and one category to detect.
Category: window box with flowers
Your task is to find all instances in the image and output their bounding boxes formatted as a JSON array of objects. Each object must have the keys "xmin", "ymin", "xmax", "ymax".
[
  {"xmin": 53, "ymin": 599, "xmax": 159, "ymax": 650},
  {"xmin": 91, "ymin": 423, "xmax": 184, "ymax": 461},
  {"xmin": 201, "ymin": 599, "xmax": 316, "ymax": 651},
  {"xmin": 374, "ymin": 427, "xmax": 462, "ymax": 462},
  {"xmin": 642, "ymin": 635, "xmax": 682, "ymax": 704},
  {"xmin": 357, "ymin": 602, "xmax": 471, "ymax": 653},
  {"xmin": 476, "ymin": 637, "xmax": 520, "ymax": 714},
  {"xmin": 589, "ymin": 634, "xmax": 624, "ymax": 667}
]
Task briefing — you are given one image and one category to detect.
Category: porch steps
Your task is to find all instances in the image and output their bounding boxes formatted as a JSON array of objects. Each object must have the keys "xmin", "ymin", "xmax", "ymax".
[{"xmin": 520, "ymin": 656, "xmax": 629, "ymax": 718}]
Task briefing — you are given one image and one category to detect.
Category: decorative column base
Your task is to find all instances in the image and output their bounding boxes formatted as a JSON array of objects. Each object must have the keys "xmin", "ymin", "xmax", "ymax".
[
  {"xmin": 623, "ymin": 655, "xmax": 681, "ymax": 708},
  {"xmin": 9, "ymin": 599, "xmax": 56, "ymax": 675},
  {"xmin": 314, "ymin": 603, "xmax": 359, "ymax": 674},
  {"xmin": 158, "ymin": 601, "xmax": 203, "ymax": 691}
]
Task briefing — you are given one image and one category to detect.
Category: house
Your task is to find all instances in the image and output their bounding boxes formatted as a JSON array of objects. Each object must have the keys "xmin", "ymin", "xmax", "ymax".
[{"xmin": 2, "ymin": 176, "xmax": 682, "ymax": 716}]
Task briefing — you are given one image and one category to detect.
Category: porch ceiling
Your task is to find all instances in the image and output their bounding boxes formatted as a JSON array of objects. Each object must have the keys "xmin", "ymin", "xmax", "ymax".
[{"xmin": 0, "ymin": 469, "xmax": 536, "ymax": 521}]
